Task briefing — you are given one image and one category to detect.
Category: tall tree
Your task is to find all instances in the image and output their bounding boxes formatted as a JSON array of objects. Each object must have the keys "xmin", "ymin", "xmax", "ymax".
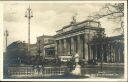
[
  {"xmin": 6, "ymin": 41, "xmax": 28, "ymax": 65},
  {"xmin": 88, "ymin": 3, "xmax": 124, "ymax": 34}
]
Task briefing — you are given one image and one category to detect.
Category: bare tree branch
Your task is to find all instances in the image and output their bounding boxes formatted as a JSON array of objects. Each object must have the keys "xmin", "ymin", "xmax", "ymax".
[{"xmin": 88, "ymin": 3, "xmax": 124, "ymax": 34}]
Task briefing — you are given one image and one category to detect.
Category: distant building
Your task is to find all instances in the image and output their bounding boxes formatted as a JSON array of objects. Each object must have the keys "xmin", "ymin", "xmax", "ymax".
[
  {"xmin": 44, "ymin": 42, "xmax": 55, "ymax": 59},
  {"xmin": 36, "ymin": 35, "xmax": 55, "ymax": 58},
  {"xmin": 106, "ymin": 35, "xmax": 124, "ymax": 63}
]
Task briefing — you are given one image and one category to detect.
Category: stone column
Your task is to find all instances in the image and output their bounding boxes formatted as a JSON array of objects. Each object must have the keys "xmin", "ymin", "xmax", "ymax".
[
  {"xmin": 90, "ymin": 45, "xmax": 92, "ymax": 60},
  {"xmin": 62, "ymin": 39, "xmax": 64, "ymax": 56},
  {"xmin": 110, "ymin": 45, "xmax": 112, "ymax": 62},
  {"xmin": 84, "ymin": 34, "xmax": 89, "ymax": 62},
  {"xmin": 92, "ymin": 45, "xmax": 94, "ymax": 60},
  {"xmin": 107, "ymin": 44, "xmax": 110, "ymax": 62},
  {"xmin": 64, "ymin": 39, "xmax": 67, "ymax": 55},
  {"xmin": 118, "ymin": 49, "xmax": 120, "ymax": 63},
  {"xmin": 66, "ymin": 39, "xmax": 69, "ymax": 55},
  {"xmin": 121, "ymin": 50, "xmax": 124, "ymax": 63},
  {"xmin": 118, "ymin": 49, "xmax": 121, "ymax": 63},
  {"xmin": 111, "ymin": 47, "xmax": 114, "ymax": 62},
  {"xmin": 95, "ymin": 45, "xmax": 97, "ymax": 60},
  {"xmin": 88, "ymin": 45, "xmax": 90, "ymax": 61},
  {"xmin": 68, "ymin": 39, "xmax": 71, "ymax": 55},
  {"xmin": 115, "ymin": 49, "xmax": 118, "ymax": 62},
  {"xmin": 59, "ymin": 40, "xmax": 62, "ymax": 56},
  {"xmin": 55, "ymin": 40, "xmax": 58, "ymax": 57},
  {"xmin": 77, "ymin": 35, "xmax": 82, "ymax": 59},
  {"xmin": 71, "ymin": 37, "xmax": 75, "ymax": 55},
  {"xmin": 114, "ymin": 49, "xmax": 116, "ymax": 63},
  {"xmin": 93, "ymin": 45, "xmax": 96, "ymax": 60}
]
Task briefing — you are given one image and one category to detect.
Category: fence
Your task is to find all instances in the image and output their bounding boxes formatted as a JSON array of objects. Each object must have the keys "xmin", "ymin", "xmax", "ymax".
[
  {"xmin": 8, "ymin": 66, "xmax": 69, "ymax": 78},
  {"xmin": 7, "ymin": 65, "xmax": 124, "ymax": 79}
]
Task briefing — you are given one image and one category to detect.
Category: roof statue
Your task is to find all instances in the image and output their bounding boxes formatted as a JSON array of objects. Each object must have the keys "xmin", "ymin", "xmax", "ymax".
[{"xmin": 70, "ymin": 13, "xmax": 77, "ymax": 25}]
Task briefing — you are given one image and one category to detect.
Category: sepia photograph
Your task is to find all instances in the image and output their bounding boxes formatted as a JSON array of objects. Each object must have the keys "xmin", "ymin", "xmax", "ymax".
[{"xmin": 0, "ymin": 0, "xmax": 127, "ymax": 81}]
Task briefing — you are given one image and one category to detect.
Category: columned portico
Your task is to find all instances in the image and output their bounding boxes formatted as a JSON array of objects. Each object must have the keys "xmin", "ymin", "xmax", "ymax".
[{"xmin": 54, "ymin": 20, "xmax": 110, "ymax": 63}]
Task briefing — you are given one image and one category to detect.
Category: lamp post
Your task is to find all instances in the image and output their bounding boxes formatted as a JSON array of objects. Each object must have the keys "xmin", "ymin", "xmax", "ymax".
[
  {"xmin": 25, "ymin": 5, "xmax": 33, "ymax": 55},
  {"xmin": 37, "ymin": 40, "xmax": 42, "ymax": 65},
  {"xmin": 4, "ymin": 29, "xmax": 9, "ymax": 78},
  {"xmin": 4, "ymin": 29, "xmax": 9, "ymax": 53}
]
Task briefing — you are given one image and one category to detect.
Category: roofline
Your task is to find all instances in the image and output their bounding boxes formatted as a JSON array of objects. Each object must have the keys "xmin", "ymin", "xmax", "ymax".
[
  {"xmin": 37, "ymin": 35, "xmax": 54, "ymax": 39},
  {"xmin": 56, "ymin": 20, "xmax": 100, "ymax": 32}
]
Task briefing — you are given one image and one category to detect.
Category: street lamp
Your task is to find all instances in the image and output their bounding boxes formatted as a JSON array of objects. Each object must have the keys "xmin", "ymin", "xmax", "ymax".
[
  {"xmin": 4, "ymin": 29, "xmax": 9, "ymax": 54},
  {"xmin": 4, "ymin": 29, "xmax": 9, "ymax": 78},
  {"xmin": 25, "ymin": 5, "xmax": 33, "ymax": 55},
  {"xmin": 38, "ymin": 40, "xmax": 42, "ymax": 56}
]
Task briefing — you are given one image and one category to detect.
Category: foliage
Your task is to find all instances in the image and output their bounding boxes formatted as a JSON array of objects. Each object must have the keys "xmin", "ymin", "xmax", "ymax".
[{"xmin": 5, "ymin": 41, "xmax": 28, "ymax": 65}]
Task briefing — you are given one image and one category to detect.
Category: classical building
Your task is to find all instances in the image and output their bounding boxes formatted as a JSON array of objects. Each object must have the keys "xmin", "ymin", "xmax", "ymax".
[
  {"xmin": 106, "ymin": 35, "xmax": 124, "ymax": 63},
  {"xmin": 87, "ymin": 34, "xmax": 124, "ymax": 63},
  {"xmin": 54, "ymin": 19, "xmax": 124, "ymax": 63},
  {"xmin": 6, "ymin": 19, "xmax": 124, "ymax": 65},
  {"xmin": 54, "ymin": 19, "xmax": 105, "ymax": 62}
]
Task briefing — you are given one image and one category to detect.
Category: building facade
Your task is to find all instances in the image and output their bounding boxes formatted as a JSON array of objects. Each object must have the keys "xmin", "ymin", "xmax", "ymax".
[
  {"xmin": 54, "ymin": 20, "xmax": 105, "ymax": 62},
  {"xmin": 106, "ymin": 35, "xmax": 124, "ymax": 63},
  {"xmin": 54, "ymin": 19, "xmax": 124, "ymax": 63},
  {"xmin": 37, "ymin": 35, "xmax": 55, "ymax": 58}
]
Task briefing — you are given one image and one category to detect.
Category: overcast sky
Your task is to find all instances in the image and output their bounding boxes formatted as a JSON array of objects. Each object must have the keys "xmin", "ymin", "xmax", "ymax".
[{"xmin": 4, "ymin": 3, "xmax": 122, "ymax": 45}]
